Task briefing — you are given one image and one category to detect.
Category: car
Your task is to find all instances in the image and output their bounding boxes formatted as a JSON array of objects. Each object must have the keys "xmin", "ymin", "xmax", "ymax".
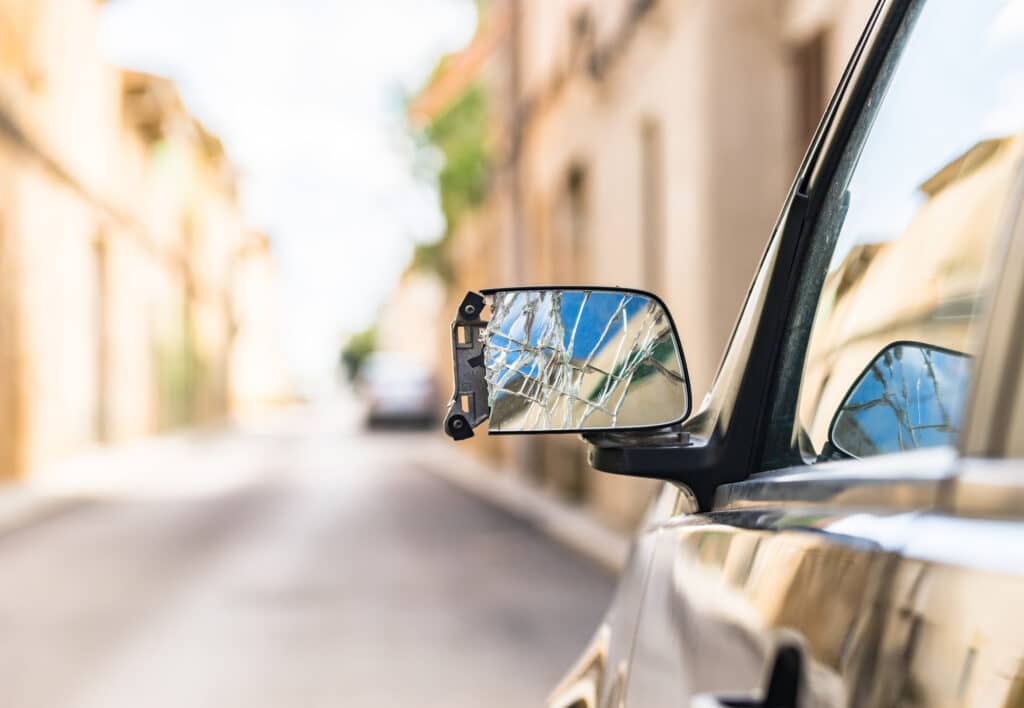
[
  {"xmin": 356, "ymin": 352, "xmax": 438, "ymax": 428},
  {"xmin": 441, "ymin": 0, "xmax": 1024, "ymax": 705}
]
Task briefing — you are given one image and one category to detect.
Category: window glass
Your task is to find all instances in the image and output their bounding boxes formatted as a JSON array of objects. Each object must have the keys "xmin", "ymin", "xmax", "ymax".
[{"xmin": 783, "ymin": 0, "xmax": 1024, "ymax": 461}]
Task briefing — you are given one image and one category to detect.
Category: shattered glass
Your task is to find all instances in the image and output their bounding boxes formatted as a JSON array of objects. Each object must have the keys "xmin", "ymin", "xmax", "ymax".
[
  {"xmin": 830, "ymin": 342, "xmax": 971, "ymax": 458},
  {"xmin": 483, "ymin": 289, "xmax": 689, "ymax": 432}
]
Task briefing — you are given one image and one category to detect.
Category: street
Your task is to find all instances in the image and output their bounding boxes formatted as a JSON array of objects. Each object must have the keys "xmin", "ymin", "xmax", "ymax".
[{"xmin": 0, "ymin": 403, "xmax": 614, "ymax": 708}]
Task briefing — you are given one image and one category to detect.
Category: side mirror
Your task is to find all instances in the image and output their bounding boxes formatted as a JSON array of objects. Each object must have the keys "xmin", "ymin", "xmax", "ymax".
[
  {"xmin": 444, "ymin": 288, "xmax": 691, "ymax": 438},
  {"xmin": 828, "ymin": 341, "xmax": 971, "ymax": 459}
]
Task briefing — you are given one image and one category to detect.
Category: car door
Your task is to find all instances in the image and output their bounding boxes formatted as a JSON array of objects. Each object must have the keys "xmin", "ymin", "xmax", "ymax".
[{"xmin": 623, "ymin": 0, "xmax": 1024, "ymax": 704}]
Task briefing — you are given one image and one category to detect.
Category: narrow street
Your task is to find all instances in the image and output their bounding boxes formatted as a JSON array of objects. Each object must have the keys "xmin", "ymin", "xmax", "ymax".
[{"xmin": 0, "ymin": 403, "xmax": 614, "ymax": 708}]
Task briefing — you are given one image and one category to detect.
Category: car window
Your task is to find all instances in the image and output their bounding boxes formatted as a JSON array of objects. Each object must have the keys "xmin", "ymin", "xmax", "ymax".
[{"xmin": 764, "ymin": 0, "xmax": 1024, "ymax": 466}]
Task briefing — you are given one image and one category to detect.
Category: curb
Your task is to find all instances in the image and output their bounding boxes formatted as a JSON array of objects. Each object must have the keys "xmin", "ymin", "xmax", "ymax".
[
  {"xmin": 423, "ymin": 449, "xmax": 630, "ymax": 574},
  {"xmin": 0, "ymin": 489, "xmax": 82, "ymax": 536}
]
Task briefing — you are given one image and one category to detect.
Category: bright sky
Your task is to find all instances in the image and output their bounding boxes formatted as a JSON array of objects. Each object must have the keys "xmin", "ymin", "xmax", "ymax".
[{"xmin": 99, "ymin": 0, "xmax": 477, "ymax": 391}]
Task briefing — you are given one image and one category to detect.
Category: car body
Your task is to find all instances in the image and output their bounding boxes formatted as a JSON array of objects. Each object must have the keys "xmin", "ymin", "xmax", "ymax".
[
  {"xmin": 357, "ymin": 353, "xmax": 438, "ymax": 428},
  {"xmin": 445, "ymin": 0, "xmax": 1024, "ymax": 705},
  {"xmin": 540, "ymin": 1, "xmax": 1024, "ymax": 705}
]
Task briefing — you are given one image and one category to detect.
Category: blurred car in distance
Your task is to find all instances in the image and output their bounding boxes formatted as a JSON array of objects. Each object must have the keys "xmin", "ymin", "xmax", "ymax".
[{"xmin": 357, "ymin": 353, "xmax": 438, "ymax": 428}]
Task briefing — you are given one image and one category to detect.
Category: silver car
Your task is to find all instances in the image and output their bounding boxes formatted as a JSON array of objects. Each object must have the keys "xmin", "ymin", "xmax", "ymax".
[{"xmin": 358, "ymin": 353, "xmax": 438, "ymax": 428}]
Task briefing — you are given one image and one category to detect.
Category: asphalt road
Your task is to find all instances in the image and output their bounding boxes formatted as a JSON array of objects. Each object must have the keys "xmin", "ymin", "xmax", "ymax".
[{"xmin": 0, "ymin": 405, "xmax": 615, "ymax": 708}]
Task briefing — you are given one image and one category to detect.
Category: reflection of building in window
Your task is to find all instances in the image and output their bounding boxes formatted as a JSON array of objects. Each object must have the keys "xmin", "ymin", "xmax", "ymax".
[
  {"xmin": 799, "ymin": 135, "xmax": 1023, "ymax": 447},
  {"xmin": 640, "ymin": 119, "xmax": 665, "ymax": 293}
]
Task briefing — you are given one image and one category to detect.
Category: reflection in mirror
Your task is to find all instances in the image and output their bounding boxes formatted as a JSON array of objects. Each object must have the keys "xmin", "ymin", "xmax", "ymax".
[
  {"xmin": 830, "ymin": 342, "xmax": 971, "ymax": 459},
  {"xmin": 483, "ymin": 289, "xmax": 689, "ymax": 433}
]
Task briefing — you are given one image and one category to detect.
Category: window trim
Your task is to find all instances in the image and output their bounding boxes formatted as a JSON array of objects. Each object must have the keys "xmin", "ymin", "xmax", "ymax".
[{"xmin": 760, "ymin": 0, "xmax": 924, "ymax": 470}]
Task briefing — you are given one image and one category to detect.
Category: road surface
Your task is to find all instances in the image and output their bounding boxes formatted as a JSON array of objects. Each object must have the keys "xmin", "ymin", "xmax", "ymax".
[{"xmin": 0, "ymin": 404, "xmax": 615, "ymax": 708}]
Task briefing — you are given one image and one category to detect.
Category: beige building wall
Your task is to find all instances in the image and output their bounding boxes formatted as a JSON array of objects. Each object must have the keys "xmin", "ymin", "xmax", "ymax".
[
  {"xmin": 230, "ymin": 231, "xmax": 291, "ymax": 414},
  {"xmin": 505, "ymin": 0, "xmax": 873, "ymax": 528},
  {"xmin": 376, "ymin": 271, "xmax": 447, "ymax": 372},
  {"xmin": 0, "ymin": 0, "xmax": 289, "ymax": 478},
  {"xmin": 412, "ymin": 0, "xmax": 878, "ymax": 531},
  {"xmin": 517, "ymin": 0, "xmax": 875, "ymax": 395}
]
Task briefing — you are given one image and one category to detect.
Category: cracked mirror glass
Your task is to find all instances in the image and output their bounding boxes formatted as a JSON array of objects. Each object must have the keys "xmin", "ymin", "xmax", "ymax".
[
  {"xmin": 830, "ymin": 342, "xmax": 971, "ymax": 459},
  {"xmin": 483, "ymin": 289, "xmax": 689, "ymax": 432}
]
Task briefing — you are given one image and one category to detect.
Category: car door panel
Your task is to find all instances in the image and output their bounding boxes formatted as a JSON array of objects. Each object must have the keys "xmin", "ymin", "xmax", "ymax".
[
  {"xmin": 626, "ymin": 515, "xmax": 904, "ymax": 705},
  {"xmin": 548, "ymin": 485, "xmax": 678, "ymax": 708},
  {"xmin": 621, "ymin": 456, "xmax": 1024, "ymax": 707},
  {"xmin": 889, "ymin": 495, "xmax": 1024, "ymax": 705},
  {"xmin": 623, "ymin": 455, "xmax": 960, "ymax": 706}
]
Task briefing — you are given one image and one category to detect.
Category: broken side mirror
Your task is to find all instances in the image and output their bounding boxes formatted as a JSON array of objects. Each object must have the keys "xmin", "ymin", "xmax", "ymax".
[
  {"xmin": 444, "ymin": 287, "xmax": 692, "ymax": 439},
  {"xmin": 828, "ymin": 341, "xmax": 971, "ymax": 459}
]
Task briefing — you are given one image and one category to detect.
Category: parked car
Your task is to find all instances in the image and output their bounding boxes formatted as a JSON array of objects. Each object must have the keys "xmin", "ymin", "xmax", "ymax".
[
  {"xmin": 356, "ymin": 353, "xmax": 437, "ymax": 428},
  {"xmin": 442, "ymin": 0, "xmax": 1024, "ymax": 705}
]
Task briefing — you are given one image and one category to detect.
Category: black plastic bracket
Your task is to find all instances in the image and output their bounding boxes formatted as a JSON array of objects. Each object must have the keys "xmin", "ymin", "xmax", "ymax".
[
  {"xmin": 584, "ymin": 429, "xmax": 721, "ymax": 510},
  {"xmin": 443, "ymin": 292, "xmax": 490, "ymax": 440}
]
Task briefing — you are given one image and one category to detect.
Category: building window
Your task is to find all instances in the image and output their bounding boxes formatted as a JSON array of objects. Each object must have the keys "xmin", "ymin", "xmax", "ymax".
[
  {"xmin": 558, "ymin": 164, "xmax": 588, "ymax": 282},
  {"xmin": 640, "ymin": 119, "xmax": 664, "ymax": 292}
]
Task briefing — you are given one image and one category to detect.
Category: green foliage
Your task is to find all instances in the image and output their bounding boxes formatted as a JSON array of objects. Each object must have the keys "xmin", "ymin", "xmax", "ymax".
[
  {"xmin": 408, "ymin": 82, "xmax": 491, "ymax": 284},
  {"xmin": 426, "ymin": 84, "xmax": 491, "ymax": 229},
  {"xmin": 155, "ymin": 318, "xmax": 205, "ymax": 429},
  {"xmin": 409, "ymin": 239, "xmax": 454, "ymax": 284},
  {"xmin": 340, "ymin": 326, "xmax": 377, "ymax": 381}
]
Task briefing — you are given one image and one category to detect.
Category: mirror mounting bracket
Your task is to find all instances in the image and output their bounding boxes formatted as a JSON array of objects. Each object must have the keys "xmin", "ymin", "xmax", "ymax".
[
  {"xmin": 583, "ymin": 430, "xmax": 722, "ymax": 509},
  {"xmin": 444, "ymin": 291, "xmax": 490, "ymax": 440},
  {"xmin": 584, "ymin": 429, "xmax": 691, "ymax": 449}
]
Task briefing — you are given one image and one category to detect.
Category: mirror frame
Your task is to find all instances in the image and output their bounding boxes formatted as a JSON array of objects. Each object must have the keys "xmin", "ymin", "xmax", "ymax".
[
  {"xmin": 477, "ymin": 285, "xmax": 694, "ymax": 436},
  {"xmin": 826, "ymin": 339, "xmax": 971, "ymax": 459}
]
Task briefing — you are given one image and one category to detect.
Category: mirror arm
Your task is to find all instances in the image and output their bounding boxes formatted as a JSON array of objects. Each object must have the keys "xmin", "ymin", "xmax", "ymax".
[
  {"xmin": 444, "ymin": 292, "xmax": 490, "ymax": 440},
  {"xmin": 583, "ymin": 431, "xmax": 723, "ymax": 510}
]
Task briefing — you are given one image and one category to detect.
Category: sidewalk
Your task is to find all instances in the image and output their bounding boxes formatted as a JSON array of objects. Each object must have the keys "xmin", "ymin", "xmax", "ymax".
[
  {"xmin": 0, "ymin": 487, "xmax": 80, "ymax": 535},
  {"xmin": 0, "ymin": 409, "xmax": 303, "ymax": 536}
]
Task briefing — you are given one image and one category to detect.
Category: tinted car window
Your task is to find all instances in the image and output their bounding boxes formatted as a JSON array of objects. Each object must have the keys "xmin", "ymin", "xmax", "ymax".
[{"xmin": 769, "ymin": 0, "xmax": 1024, "ymax": 464}]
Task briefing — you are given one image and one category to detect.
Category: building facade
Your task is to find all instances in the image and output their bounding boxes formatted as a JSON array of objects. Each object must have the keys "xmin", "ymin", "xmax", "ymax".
[
  {"xmin": 412, "ymin": 0, "xmax": 878, "ymax": 531},
  {"xmin": 0, "ymin": 0, "xmax": 288, "ymax": 478}
]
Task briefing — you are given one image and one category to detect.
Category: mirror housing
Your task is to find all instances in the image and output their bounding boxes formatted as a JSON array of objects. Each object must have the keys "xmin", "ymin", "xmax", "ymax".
[
  {"xmin": 828, "ymin": 341, "xmax": 971, "ymax": 458},
  {"xmin": 444, "ymin": 288, "xmax": 692, "ymax": 439}
]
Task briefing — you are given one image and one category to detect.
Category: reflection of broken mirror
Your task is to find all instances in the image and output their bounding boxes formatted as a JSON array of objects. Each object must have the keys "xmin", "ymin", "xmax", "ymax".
[
  {"xmin": 480, "ymin": 288, "xmax": 691, "ymax": 433},
  {"xmin": 829, "ymin": 342, "xmax": 971, "ymax": 459}
]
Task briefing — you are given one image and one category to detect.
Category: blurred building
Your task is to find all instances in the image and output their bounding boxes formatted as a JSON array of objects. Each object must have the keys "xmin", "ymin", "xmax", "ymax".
[
  {"xmin": 0, "ymin": 0, "xmax": 288, "ymax": 479},
  {"xmin": 229, "ymin": 230, "xmax": 292, "ymax": 416},
  {"xmin": 376, "ymin": 271, "xmax": 447, "ymax": 373},
  {"xmin": 408, "ymin": 0, "xmax": 876, "ymax": 531}
]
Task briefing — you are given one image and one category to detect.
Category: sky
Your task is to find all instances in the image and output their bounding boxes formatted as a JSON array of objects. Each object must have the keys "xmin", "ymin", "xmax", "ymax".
[{"xmin": 99, "ymin": 0, "xmax": 477, "ymax": 390}]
